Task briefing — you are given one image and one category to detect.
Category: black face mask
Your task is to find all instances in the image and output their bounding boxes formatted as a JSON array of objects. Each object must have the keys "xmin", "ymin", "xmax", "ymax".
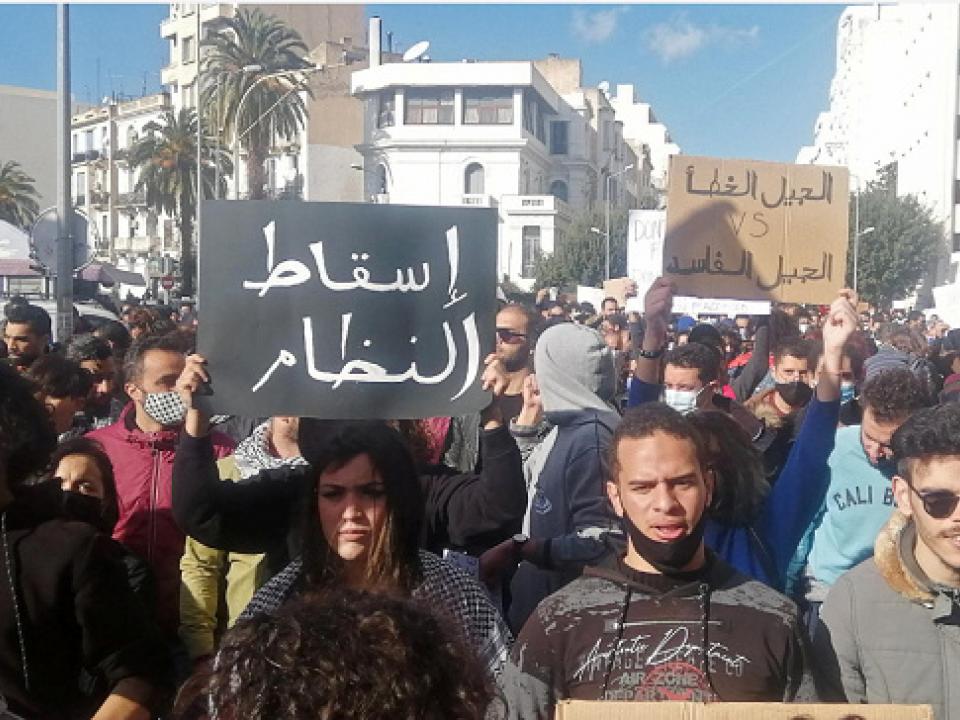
[
  {"xmin": 60, "ymin": 490, "xmax": 116, "ymax": 534},
  {"xmin": 621, "ymin": 512, "xmax": 707, "ymax": 574},
  {"xmin": 775, "ymin": 381, "xmax": 813, "ymax": 408}
]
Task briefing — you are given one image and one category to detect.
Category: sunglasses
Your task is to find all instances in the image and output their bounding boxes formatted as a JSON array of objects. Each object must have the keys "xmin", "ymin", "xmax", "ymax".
[
  {"xmin": 907, "ymin": 482, "xmax": 960, "ymax": 519},
  {"xmin": 496, "ymin": 328, "xmax": 527, "ymax": 344}
]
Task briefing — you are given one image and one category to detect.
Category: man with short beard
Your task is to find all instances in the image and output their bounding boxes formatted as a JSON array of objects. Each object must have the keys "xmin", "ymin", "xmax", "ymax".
[
  {"xmin": 508, "ymin": 403, "xmax": 810, "ymax": 716},
  {"xmin": 66, "ymin": 333, "xmax": 123, "ymax": 429},
  {"xmin": 814, "ymin": 403, "xmax": 960, "ymax": 719},
  {"xmin": 493, "ymin": 303, "xmax": 540, "ymax": 424}
]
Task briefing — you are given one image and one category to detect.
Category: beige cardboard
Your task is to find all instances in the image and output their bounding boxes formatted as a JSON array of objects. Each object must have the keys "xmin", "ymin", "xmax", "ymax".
[
  {"xmin": 603, "ymin": 278, "xmax": 639, "ymax": 308},
  {"xmin": 663, "ymin": 156, "xmax": 849, "ymax": 304},
  {"xmin": 556, "ymin": 701, "xmax": 934, "ymax": 720}
]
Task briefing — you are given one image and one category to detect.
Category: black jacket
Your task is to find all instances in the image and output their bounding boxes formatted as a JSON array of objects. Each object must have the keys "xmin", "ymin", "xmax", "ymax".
[
  {"xmin": 0, "ymin": 486, "xmax": 169, "ymax": 719},
  {"xmin": 171, "ymin": 425, "xmax": 525, "ymax": 573}
]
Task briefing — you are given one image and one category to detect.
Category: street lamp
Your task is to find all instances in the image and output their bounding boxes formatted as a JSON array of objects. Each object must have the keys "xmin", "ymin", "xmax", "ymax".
[
  {"xmin": 604, "ymin": 163, "xmax": 634, "ymax": 280},
  {"xmin": 231, "ymin": 63, "xmax": 325, "ymax": 199},
  {"xmin": 854, "ymin": 225, "xmax": 875, "ymax": 294}
]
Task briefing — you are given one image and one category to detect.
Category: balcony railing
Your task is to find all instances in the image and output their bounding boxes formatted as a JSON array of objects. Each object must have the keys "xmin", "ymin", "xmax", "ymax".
[
  {"xmin": 117, "ymin": 190, "xmax": 146, "ymax": 207},
  {"xmin": 461, "ymin": 194, "xmax": 495, "ymax": 207},
  {"xmin": 90, "ymin": 191, "xmax": 110, "ymax": 207},
  {"xmin": 500, "ymin": 194, "xmax": 572, "ymax": 217}
]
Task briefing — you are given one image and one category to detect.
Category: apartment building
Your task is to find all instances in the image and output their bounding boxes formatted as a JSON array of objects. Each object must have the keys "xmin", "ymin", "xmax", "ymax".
[{"xmin": 350, "ymin": 44, "xmax": 638, "ymax": 287}]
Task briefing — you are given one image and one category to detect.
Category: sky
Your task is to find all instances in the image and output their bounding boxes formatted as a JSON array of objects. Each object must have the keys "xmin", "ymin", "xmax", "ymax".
[{"xmin": 0, "ymin": 3, "xmax": 845, "ymax": 163}]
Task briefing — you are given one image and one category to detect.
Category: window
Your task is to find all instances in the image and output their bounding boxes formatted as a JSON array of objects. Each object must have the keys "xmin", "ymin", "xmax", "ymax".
[
  {"xmin": 521, "ymin": 226, "xmax": 541, "ymax": 279},
  {"xmin": 182, "ymin": 35, "xmax": 195, "ymax": 64},
  {"xmin": 522, "ymin": 92, "xmax": 546, "ymax": 143},
  {"xmin": 377, "ymin": 91, "xmax": 395, "ymax": 128},
  {"xmin": 405, "ymin": 89, "xmax": 454, "ymax": 125},
  {"xmin": 549, "ymin": 180, "xmax": 568, "ymax": 203},
  {"xmin": 550, "ymin": 121, "xmax": 568, "ymax": 155},
  {"xmin": 463, "ymin": 88, "xmax": 513, "ymax": 125},
  {"xmin": 375, "ymin": 164, "xmax": 387, "ymax": 194},
  {"xmin": 464, "ymin": 163, "xmax": 485, "ymax": 194}
]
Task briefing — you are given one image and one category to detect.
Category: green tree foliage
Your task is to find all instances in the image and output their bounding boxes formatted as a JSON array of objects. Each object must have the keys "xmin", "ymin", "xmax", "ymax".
[
  {"xmin": 201, "ymin": 8, "xmax": 312, "ymax": 200},
  {"xmin": 0, "ymin": 160, "xmax": 40, "ymax": 229},
  {"xmin": 534, "ymin": 208, "xmax": 629, "ymax": 289},
  {"xmin": 849, "ymin": 167, "xmax": 944, "ymax": 307},
  {"xmin": 129, "ymin": 109, "xmax": 232, "ymax": 296}
]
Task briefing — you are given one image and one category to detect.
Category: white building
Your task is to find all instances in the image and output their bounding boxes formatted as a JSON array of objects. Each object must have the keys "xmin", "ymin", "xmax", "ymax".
[
  {"xmin": 797, "ymin": 4, "xmax": 960, "ymax": 315},
  {"xmin": 160, "ymin": 2, "xmax": 368, "ymax": 202},
  {"xmin": 350, "ymin": 43, "xmax": 637, "ymax": 287},
  {"xmin": 608, "ymin": 83, "xmax": 680, "ymax": 194},
  {"xmin": 71, "ymin": 93, "xmax": 176, "ymax": 295}
]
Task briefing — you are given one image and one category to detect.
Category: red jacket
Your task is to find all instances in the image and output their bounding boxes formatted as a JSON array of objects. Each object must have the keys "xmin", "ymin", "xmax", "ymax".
[{"xmin": 88, "ymin": 404, "xmax": 234, "ymax": 635}]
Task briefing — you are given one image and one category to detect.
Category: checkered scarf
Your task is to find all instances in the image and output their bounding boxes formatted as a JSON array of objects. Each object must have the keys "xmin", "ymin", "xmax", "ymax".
[
  {"xmin": 232, "ymin": 421, "xmax": 308, "ymax": 478},
  {"xmin": 239, "ymin": 550, "xmax": 512, "ymax": 680}
]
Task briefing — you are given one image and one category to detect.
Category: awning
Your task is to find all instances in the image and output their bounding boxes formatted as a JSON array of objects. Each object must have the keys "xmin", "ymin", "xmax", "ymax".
[
  {"xmin": 76, "ymin": 261, "xmax": 146, "ymax": 287},
  {"xmin": 0, "ymin": 258, "xmax": 43, "ymax": 277}
]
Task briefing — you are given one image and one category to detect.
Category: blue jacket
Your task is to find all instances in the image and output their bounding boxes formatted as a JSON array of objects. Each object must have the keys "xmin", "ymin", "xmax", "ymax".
[
  {"xmin": 508, "ymin": 408, "xmax": 620, "ymax": 631},
  {"xmin": 707, "ymin": 396, "xmax": 840, "ymax": 589}
]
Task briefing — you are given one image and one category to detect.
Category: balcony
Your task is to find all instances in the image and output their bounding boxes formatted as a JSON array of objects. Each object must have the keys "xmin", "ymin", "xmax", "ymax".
[
  {"xmin": 500, "ymin": 194, "xmax": 571, "ymax": 218},
  {"xmin": 113, "ymin": 235, "xmax": 161, "ymax": 254},
  {"xmin": 90, "ymin": 190, "xmax": 110, "ymax": 207},
  {"xmin": 116, "ymin": 190, "xmax": 146, "ymax": 207},
  {"xmin": 461, "ymin": 194, "xmax": 495, "ymax": 207}
]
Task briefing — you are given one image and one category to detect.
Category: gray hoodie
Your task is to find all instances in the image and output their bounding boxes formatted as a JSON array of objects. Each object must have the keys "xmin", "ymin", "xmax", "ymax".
[{"xmin": 508, "ymin": 323, "xmax": 622, "ymax": 631}]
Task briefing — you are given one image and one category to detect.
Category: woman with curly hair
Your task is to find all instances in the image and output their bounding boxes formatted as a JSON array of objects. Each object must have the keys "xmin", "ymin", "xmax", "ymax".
[{"xmin": 176, "ymin": 590, "xmax": 493, "ymax": 720}]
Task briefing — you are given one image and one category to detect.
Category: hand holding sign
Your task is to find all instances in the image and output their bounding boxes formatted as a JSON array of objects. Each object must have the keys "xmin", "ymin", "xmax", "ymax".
[{"xmin": 178, "ymin": 354, "xmax": 211, "ymax": 438}]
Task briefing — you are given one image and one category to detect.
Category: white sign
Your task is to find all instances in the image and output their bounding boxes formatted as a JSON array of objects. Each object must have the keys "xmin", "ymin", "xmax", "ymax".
[
  {"xmin": 577, "ymin": 285, "xmax": 606, "ymax": 312},
  {"xmin": 626, "ymin": 296, "xmax": 771, "ymax": 318},
  {"xmin": 627, "ymin": 209, "xmax": 666, "ymax": 299}
]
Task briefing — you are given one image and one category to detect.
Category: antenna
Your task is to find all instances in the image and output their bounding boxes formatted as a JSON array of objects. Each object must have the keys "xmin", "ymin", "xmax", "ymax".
[{"xmin": 402, "ymin": 40, "xmax": 430, "ymax": 63}]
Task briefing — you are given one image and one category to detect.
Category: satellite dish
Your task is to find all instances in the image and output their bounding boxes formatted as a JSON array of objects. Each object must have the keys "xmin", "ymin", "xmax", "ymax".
[
  {"xmin": 29, "ymin": 207, "xmax": 93, "ymax": 273},
  {"xmin": 403, "ymin": 40, "xmax": 430, "ymax": 63}
]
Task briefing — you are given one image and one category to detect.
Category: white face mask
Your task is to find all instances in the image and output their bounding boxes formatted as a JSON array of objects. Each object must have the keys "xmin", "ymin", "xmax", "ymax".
[
  {"xmin": 664, "ymin": 387, "xmax": 700, "ymax": 415},
  {"xmin": 141, "ymin": 390, "xmax": 188, "ymax": 427}
]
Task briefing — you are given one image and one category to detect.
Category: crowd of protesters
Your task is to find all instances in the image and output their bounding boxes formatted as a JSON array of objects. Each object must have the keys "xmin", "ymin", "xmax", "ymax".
[{"xmin": 2, "ymin": 283, "xmax": 960, "ymax": 719}]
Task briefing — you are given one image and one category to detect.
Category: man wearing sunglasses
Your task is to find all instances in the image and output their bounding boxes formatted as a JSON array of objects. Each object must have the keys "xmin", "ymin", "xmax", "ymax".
[
  {"xmin": 494, "ymin": 304, "xmax": 540, "ymax": 425},
  {"xmin": 814, "ymin": 402, "xmax": 960, "ymax": 719}
]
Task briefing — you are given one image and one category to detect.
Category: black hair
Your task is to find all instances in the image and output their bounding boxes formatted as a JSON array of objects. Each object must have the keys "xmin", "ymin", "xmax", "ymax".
[
  {"xmin": 24, "ymin": 353, "xmax": 93, "ymax": 400},
  {"xmin": 664, "ymin": 342, "xmax": 723, "ymax": 385},
  {"xmin": 688, "ymin": 410, "xmax": 768, "ymax": 525},
  {"xmin": 297, "ymin": 420, "xmax": 424, "ymax": 593},
  {"xmin": 601, "ymin": 296, "xmax": 619, "ymax": 309},
  {"xmin": 175, "ymin": 589, "xmax": 492, "ymax": 720},
  {"xmin": 688, "ymin": 324, "xmax": 722, "ymax": 352},
  {"xmin": 3, "ymin": 302, "xmax": 51, "ymax": 338},
  {"xmin": 0, "ymin": 363, "xmax": 57, "ymax": 484},
  {"xmin": 861, "ymin": 367, "xmax": 930, "ymax": 423},
  {"xmin": 92, "ymin": 320, "xmax": 132, "ymax": 357},
  {"xmin": 122, "ymin": 332, "xmax": 189, "ymax": 385},
  {"xmin": 773, "ymin": 338, "xmax": 810, "ymax": 365},
  {"xmin": 498, "ymin": 303, "xmax": 543, "ymax": 344},
  {"xmin": 602, "ymin": 313, "xmax": 628, "ymax": 331},
  {"xmin": 609, "ymin": 403, "xmax": 708, "ymax": 480},
  {"xmin": 893, "ymin": 403, "xmax": 960, "ymax": 480},
  {"xmin": 65, "ymin": 333, "xmax": 113, "ymax": 364},
  {"xmin": 48, "ymin": 437, "xmax": 119, "ymax": 531}
]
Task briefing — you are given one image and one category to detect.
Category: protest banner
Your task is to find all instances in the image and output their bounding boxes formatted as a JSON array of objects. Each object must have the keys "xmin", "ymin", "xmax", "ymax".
[
  {"xmin": 663, "ymin": 155, "xmax": 849, "ymax": 304},
  {"xmin": 603, "ymin": 277, "xmax": 638, "ymax": 308},
  {"xmin": 557, "ymin": 701, "xmax": 932, "ymax": 720},
  {"xmin": 198, "ymin": 200, "xmax": 497, "ymax": 419},
  {"xmin": 627, "ymin": 209, "xmax": 667, "ymax": 299}
]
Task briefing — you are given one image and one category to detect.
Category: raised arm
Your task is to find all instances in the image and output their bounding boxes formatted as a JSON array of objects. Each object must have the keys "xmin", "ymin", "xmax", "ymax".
[{"xmin": 172, "ymin": 355, "xmax": 302, "ymax": 554}]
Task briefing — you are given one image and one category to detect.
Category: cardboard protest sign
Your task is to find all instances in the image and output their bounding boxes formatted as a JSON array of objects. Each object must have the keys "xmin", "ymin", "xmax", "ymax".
[
  {"xmin": 556, "ymin": 701, "xmax": 933, "ymax": 720},
  {"xmin": 603, "ymin": 278, "xmax": 639, "ymax": 308},
  {"xmin": 198, "ymin": 201, "xmax": 497, "ymax": 419},
  {"xmin": 663, "ymin": 156, "xmax": 849, "ymax": 304}
]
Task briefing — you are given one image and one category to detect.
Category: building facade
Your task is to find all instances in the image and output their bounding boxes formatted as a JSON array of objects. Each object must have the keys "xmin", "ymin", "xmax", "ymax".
[
  {"xmin": 0, "ymin": 85, "xmax": 63, "ymax": 214},
  {"xmin": 160, "ymin": 2, "xmax": 368, "ymax": 203},
  {"xmin": 796, "ymin": 4, "xmax": 960, "ymax": 313},
  {"xmin": 71, "ymin": 93, "xmax": 175, "ymax": 295},
  {"xmin": 608, "ymin": 83, "xmax": 680, "ymax": 195},
  {"xmin": 350, "ymin": 46, "xmax": 638, "ymax": 287}
]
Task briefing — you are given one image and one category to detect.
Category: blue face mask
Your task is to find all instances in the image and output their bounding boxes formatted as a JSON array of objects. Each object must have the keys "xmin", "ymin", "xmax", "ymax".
[{"xmin": 840, "ymin": 381, "xmax": 856, "ymax": 404}]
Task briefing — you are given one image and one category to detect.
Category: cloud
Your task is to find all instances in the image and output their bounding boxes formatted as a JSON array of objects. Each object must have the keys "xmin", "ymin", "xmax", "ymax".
[
  {"xmin": 571, "ymin": 7, "xmax": 628, "ymax": 45},
  {"xmin": 645, "ymin": 15, "xmax": 759, "ymax": 64}
]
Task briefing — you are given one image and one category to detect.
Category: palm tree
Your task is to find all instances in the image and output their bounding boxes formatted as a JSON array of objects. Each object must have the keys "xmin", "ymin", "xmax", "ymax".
[
  {"xmin": 0, "ymin": 160, "xmax": 41, "ymax": 229},
  {"xmin": 128, "ymin": 108, "xmax": 232, "ymax": 296},
  {"xmin": 201, "ymin": 7, "xmax": 313, "ymax": 199}
]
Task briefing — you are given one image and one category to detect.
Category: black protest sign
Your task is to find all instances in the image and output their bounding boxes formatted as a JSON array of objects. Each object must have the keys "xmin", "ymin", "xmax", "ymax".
[{"xmin": 198, "ymin": 201, "xmax": 497, "ymax": 419}]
